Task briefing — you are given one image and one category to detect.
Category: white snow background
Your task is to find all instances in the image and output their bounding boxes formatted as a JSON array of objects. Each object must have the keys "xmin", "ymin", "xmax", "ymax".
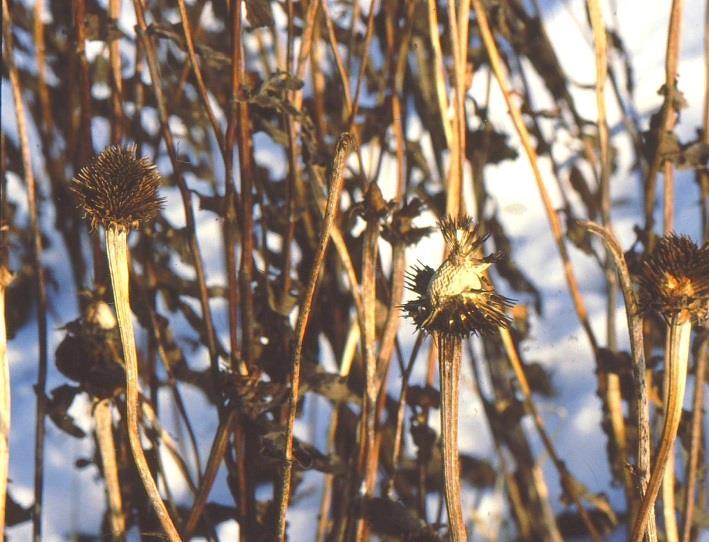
[{"xmin": 2, "ymin": 0, "xmax": 708, "ymax": 539}]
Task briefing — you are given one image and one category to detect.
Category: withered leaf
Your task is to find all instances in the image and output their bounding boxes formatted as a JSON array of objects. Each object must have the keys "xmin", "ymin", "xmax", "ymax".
[{"xmin": 46, "ymin": 384, "xmax": 86, "ymax": 439}]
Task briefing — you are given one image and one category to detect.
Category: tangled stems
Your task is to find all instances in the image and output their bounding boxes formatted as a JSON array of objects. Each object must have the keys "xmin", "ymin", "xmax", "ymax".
[{"xmin": 106, "ymin": 228, "xmax": 181, "ymax": 541}]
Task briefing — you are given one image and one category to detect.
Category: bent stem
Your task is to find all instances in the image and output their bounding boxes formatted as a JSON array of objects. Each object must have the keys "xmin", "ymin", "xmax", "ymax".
[
  {"xmin": 436, "ymin": 333, "xmax": 466, "ymax": 542},
  {"xmin": 630, "ymin": 316, "xmax": 691, "ymax": 542},
  {"xmin": 105, "ymin": 228, "xmax": 181, "ymax": 542}
]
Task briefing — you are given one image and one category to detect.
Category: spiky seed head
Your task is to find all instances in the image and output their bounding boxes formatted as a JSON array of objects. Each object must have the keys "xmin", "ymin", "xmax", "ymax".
[
  {"xmin": 401, "ymin": 216, "xmax": 513, "ymax": 338},
  {"xmin": 636, "ymin": 233, "xmax": 709, "ymax": 324},
  {"xmin": 70, "ymin": 144, "xmax": 164, "ymax": 232}
]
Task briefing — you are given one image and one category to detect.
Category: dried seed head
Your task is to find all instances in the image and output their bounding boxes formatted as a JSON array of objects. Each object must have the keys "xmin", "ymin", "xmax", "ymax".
[
  {"xmin": 402, "ymin": 216, "xmax": 513, "ymax": 337},
  {"xmin": 637, "ymin": 233, "xmax": 709, "ymax": 324},
  {"xmin": 70, "ymin": 144, "xmax": 164, "ymax": 231}
]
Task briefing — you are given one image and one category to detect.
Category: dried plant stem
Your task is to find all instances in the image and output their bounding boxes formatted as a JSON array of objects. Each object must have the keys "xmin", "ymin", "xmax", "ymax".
[
  {"xmin": 0, "ymin": 267, "xmax": 12, "ymax": 542},
  {"xmin": 354, "ymin": 192, "xmax": 380, "ymax": 542},
  {"xmin": 644, "ymin": 0, "xmax": 684, "ymax": 235},
  {"xmin": 105, "ymin": 228, "xmax": 181, "ymax": 541},
  {"xmin": 579, "ymin": 221, "xmax": 654, "ymax": 536},
  {"xmin": 587, "ymin": 0, "xmax": 632, "ymax": 507},
  {"xmin": 183, "ymin": 409, "xmax": 238, "ymax": 538},
  {"xmin": 276, "ymin": 133, "xmax": 353, "ymax": 541},
  {"xmin": 681, "ymin": 336, "xmax": 707, "ymax": 542},
  {"xmin": 436, "ymin": 333, "xmax": 466, "ymax": 541},
  {"xmin": 630, "ymin": 317, "xmax": 691, "ymax": 542},
  {"xmin": 427, "ymin": 0, "xmax": 453, "ymax": 151},
  {"xmin": 2, "ymin": 2, "xmax": 49, "ymax": 538},
  {"xmin": 132, "ymin": 0, "xmax": 220, "ymax": 376},
  {"xmin": 472, "ymin": 0, "xmax": 597, "ymax": 352},
  {"xmin": 94, "ymin": 399, "xmax": 125, "ymax": 539},
  {"xmin": 499, "ymin": 328, "xmax": 603, "ymax": 542}
]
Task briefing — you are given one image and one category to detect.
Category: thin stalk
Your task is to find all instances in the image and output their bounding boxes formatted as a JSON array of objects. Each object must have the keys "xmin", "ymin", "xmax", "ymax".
[
  {"xmin": 108, "ymin": 0, "xmax": 124, "ymax": 142},
  {"xmin": 682, "ymin": 337, "xmax": 707, "ymax": 542},
  {"xmin": 95, "ymin": 399, "xmax": 125, "ymax": 540},
  {"xmin": 2, "ymin": 2, "xmax": 49, "ymax": 538},
  {"xmin": 132, "ymin": 0, "xmax": 220, "ymax": 380},
  {"xmin": 0, "ymin": 266, "xmax": 11, "ymax": 542},
  {"xmin": 276, "ymin": 133, "xmax": 353, "ymax": 540},
  {"xmin": 630, "ymin": 317, "xmax": 692, "ymax": 542},
  {"xmin": 580, "ymin": 221, "xmax": 653, "ymax": 536},
  {"xmin": 643, "ymin": 0, "xmax": 684, "ymax": 235},
  {"xmin": 105, "ymin": 228, "xmax": 181, "ymax": 541},
  {"xmin": 587, "ymin": 0, "xmax": 632, "ymax": 507},
  {"xmin": 499, "ymin": 327, "xmax": 603, "ymax": 542},
  {"xmin": 183, "ymin": 410, "xmax": 237, "ymax": 538},
  {"xmin": 354, "ymin": 190, "xmax": 380, "ymax": 542},
  {"xmin": 436, "ymin": 333, "xmax": 466, "ymax": 542},
  {"xmin": 472, "ymin": 0, "xmax": 598, "ymax": 353}
]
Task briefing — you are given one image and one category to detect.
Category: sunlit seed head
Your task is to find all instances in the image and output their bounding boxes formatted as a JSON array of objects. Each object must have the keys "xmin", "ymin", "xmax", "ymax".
[
  {"xmin": 637, "ymin": 233, "xmax": 709, "ymax": 324},
  {"xmin": 70, "ymin": 144, "xmax": 164, "ymax": 232},
  {"xmin": 401, "ymin": 215, "xmax": 513, "ymax": 338}
]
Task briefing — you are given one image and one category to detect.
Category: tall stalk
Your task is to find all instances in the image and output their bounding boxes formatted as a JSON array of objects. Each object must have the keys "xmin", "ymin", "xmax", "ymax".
[{"xmin": 71, "ymin": 145, "xmax": 180, "ymax": 541}]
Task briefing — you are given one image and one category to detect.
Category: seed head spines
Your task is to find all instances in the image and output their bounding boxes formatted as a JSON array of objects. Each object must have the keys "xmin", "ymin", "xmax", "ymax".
[
  {"xmin": 402, "ymin": 216, "xmax": 513, "ymax": 337},
  {"xmin": 71, "ymin": 144, "xmax": 164, "ymax": 232},
  {"xmin": 637, "ymin": 233, "xmax": 709, "ymax": 324}
]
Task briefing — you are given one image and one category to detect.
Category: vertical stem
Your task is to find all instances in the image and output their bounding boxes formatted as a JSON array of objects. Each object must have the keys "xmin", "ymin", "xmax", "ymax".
[
  {"xmin": 436, "ymin": 333, "xmax": 466, "ymax": 542},
  {"xmin": 95, "ymin": 399, "xmax": 125, "ymax": 540},
  {"xmin": 276, "ymin": 133, "xmax": 353, "ymax": 540},
  {"xmin": 681, "ymin": 337, "xmax": 707, "ymax": 542},
  {"xmin": 105, "ymin": 228, "xmax": 181, "ymax": 542},
  {"xmin": 0, "ymin": 267, "xmax": 11, "ymax": 542},
  {"xmin": 2, "ymin": 2, "xmax": 49, "ymax": 538},
  {"xmin": 587, "ymin": 0, "xmax": 632, "ymax": 512},
  {"xmin": 630, "ymin": 317, "xmax": 691, "ymax": 542}
]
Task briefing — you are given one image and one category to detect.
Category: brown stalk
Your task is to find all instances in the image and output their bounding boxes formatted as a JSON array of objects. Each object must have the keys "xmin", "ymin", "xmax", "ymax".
[
  {"xmin": 631, "ymin": 317, "xmax": 692, "ymax": 542},
  {"xmin": 183, "ymin": 409, "xmax": 238, "ymax": 538},
  {"xmin": 2, "ymin": 3, "xmax": 50, "ymax": 539},
  {"xmin": 426, "ymin": 0, "xmax": 453, "ymax": 149},
  {"xmin": 587, "ymin": 0, "xmax": 632, "ymax": 512},
  {"xmin": 472, "ymin": 0, "xmax": 597, "ymax": 351},
  {"xmin": 175, "ymin": 0, "xmax": 226, "ymax": 155},
  {"xmin": 0, "ymin": 265, "xmax": 11, "ymax": 542},
  {"xmin": 276, "ymin": 133, "xmax": 354, "ymax": 540},
  {"xmin": 436, "ymin": 333, "xmax": 466, "ymax": 541},
  {"xmin": 681, "ymin": 336, "xmax": 707, "ymax": 542},
  {"xmin": 643, "ymin": 0, "xmax": 684, "ymax": 236},
  {"xmin": 499, "ymin": 328, "xmax": 604, "ymax": 542},
  {"xmin": 660, "ymin": 8, "xmax": 684, "ymax": 539},
  {"xmin": 94, "ymin": 399, "xmax": 125, "ymax": 539},
  {"xmin": 131, "ymin": 0, "xmax": 220, "ymax": 379},
  {"xmin": 108, "ymin": 0, "xmax": 124, "ymax": 142},
  {"xmin": 580, "ymin": 221, "xmax": 652, "ymax": 530},
  {"xmin": 354, "ymin": 188, "xmax": 380, "ymax": 542}
]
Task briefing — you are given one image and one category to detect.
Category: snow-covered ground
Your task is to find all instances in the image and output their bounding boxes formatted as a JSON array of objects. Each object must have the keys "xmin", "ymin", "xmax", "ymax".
[{"xmin": 3, "ymin": 0, "xmax": 708, "ymax": 540}]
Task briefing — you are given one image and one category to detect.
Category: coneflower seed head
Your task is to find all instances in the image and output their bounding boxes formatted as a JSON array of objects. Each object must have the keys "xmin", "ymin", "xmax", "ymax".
[
  {"xmin": 71, "ymin": 144, "xmax": 164, "ymax": 231},
  {"xmin": 637, "ymin": 233, "xmax": 709, "ymax": 324}
]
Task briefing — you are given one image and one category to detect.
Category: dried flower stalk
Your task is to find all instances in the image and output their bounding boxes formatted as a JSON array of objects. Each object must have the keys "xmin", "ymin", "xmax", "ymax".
[
  {"xmin": 403, "ymin": 216, "xmax": 512, "ymax": 541},
  {"xmin": 0, "ymin": 266, "xmax": 12, "ymax": 542},
  {"xmin": 631, "ymin": 234, "xmax": 708, "ymax": 542},
  {"xmin": 71, "ymin": 145, "xmax": 179, "ymax": 541}
]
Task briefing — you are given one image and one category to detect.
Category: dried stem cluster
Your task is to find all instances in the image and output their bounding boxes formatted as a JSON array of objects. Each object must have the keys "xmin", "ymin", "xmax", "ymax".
[{"xmin": 1, "ymin": 0, "xmax": 707, "ymax": 541}]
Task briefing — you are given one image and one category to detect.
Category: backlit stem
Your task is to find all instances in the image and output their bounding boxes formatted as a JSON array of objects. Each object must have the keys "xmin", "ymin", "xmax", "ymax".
[{"xmin": 105, "ymin": 227, "xmax": 181, "ymax": 542}]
